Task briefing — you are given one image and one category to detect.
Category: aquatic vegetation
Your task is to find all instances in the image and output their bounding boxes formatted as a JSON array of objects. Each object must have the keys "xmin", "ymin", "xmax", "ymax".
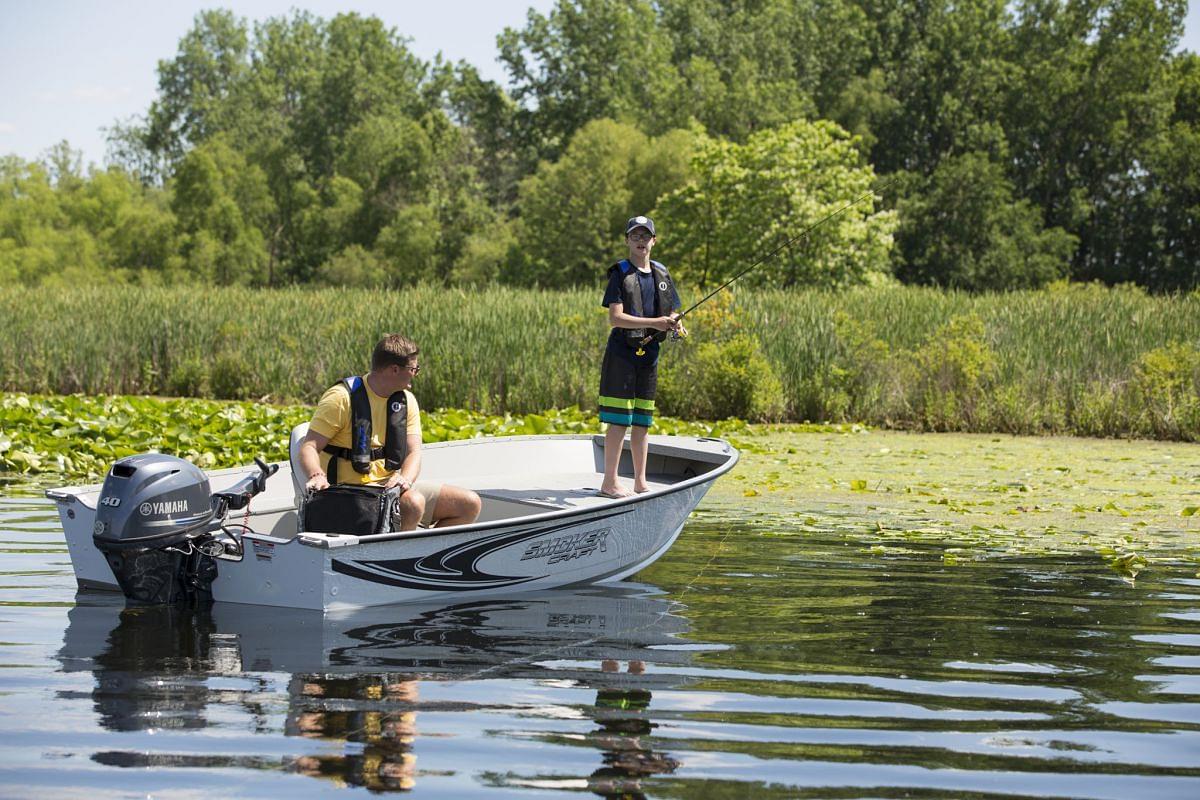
[
  {"xmin": 0, "ymin": 393, "xmax": 747, "ymax": 481},
  {"xmin": 699, "ymin": 426, "xmax": 1200, "ymax": 568},
  {"xmin": 3, "ymin": 392, "xmax": 1196, "ymax": 573}
]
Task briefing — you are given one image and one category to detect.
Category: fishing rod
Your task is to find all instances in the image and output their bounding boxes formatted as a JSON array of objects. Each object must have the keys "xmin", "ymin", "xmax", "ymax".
[{"xmin": 640, "ymin": 178, "xmax": 895, "ymax": 348}]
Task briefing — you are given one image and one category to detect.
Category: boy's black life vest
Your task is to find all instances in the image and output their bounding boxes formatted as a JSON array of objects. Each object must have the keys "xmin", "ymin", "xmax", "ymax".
[
  {"xmin": 321, "ymin": 376, "xmax": 408, "ymax": 483},
  {"xmin": 610, "ymin": 259, "xmax": 676, "ymax": 348}
]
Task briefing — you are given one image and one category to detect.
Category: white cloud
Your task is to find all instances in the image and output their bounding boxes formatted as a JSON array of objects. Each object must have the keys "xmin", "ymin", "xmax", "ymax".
[{"xmin": 0, "ymin": 122, "xmax": 15, "ymax": 134}]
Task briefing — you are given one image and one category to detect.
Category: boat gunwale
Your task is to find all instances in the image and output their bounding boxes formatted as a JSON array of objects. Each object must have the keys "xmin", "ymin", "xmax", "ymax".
[
  {"xmin": 311, "ymin": 434, "xmax": 739, "ymax": 546},
  {"xmin": 44, "ymin": 434, "xmax": 739, "ymax": 547}
]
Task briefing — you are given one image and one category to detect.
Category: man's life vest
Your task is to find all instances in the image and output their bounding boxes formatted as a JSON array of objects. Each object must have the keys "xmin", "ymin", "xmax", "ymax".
[
  {"xmin": 322, "ymin": 376, "xmax": 408, "ymax": 483},
  {"xmin": 610, "ymin": 259, "xmax": 676, "ymax": 348}
]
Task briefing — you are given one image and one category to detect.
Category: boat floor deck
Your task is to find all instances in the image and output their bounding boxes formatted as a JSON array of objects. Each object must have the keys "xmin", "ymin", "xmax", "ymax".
[{"xmin": 470, "ymin": 471, "xmax": 679, "ymax": 512}]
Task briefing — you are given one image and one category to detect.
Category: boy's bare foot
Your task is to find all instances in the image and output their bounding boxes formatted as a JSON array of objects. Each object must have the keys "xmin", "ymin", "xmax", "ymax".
[
  {"xmin": 633, "ymin": 483, "xmax": 651, "ymax": 493},
  {"xmin": 598, "ymin": 484, "xmax": 633, "ymax": 498}
]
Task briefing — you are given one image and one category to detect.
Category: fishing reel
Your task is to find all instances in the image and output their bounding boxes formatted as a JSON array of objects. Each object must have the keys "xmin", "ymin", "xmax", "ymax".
[{"xmin": 634, "ymin": 317, "xmax": 687, "ymax": 355}]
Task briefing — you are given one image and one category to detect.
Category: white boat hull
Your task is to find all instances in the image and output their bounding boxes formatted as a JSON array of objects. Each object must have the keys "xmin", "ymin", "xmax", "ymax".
[{"xmin": 47, "ymin": 434, "xmax": 738, "ymax": 611}]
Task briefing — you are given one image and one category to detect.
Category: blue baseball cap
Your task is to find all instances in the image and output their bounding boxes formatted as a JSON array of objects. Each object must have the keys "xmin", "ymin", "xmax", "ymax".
[{"xmin": 624, "ymin": 215, "xmax": 655, "ymax": 237}]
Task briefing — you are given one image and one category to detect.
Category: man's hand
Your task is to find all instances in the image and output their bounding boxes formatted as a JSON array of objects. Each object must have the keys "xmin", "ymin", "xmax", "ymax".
[
  {"xmin": 384, "ymin": 473, "xmax": 412, "ymax": 494},
  {"xmin": 305, "ymin": 470, "xmax": 330, "ymax": 493}
]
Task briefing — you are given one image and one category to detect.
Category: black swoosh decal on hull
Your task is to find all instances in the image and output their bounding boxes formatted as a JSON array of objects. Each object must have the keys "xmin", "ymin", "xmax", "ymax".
[{"xmin": 332, "ymin": 508, "xmax": 633, "ymax": 591}]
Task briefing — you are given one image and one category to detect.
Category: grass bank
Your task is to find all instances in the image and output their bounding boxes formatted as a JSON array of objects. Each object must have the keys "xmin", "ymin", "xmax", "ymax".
[{"xmin": 1, "ymin": 283, "xmax": 1197, "ymax": 438}]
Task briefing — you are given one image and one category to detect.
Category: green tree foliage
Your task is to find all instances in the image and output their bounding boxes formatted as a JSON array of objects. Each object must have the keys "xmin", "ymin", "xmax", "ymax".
[
  {"xmin": 170, "ymin": 137, "xmax": 272, "ymax": 285},
  {"xmin": 5, "ymin": 1, "xmax": 1197, "ymax": 293},
  {"xmin": 857, "ymin": 0, "xmax": 1014, "ymax": 174},
  {"xmin": 655, "ymin": 0, "xmax": 832, "ymax": 139},
  {"xmin": 141, "ymin": 9, "xmax": 252, "ymax": 168},
  {"xmin": 1134, "ymin": 53, "xmax": 1200, "ymax": 291},
  {"xmin": 894, "ymin": 153, "xmax": 1077, "ymax": 290},
  {"xmin": 0, "ymin": 151, "xmax": 180, "ymax": 286},
  {"xmin": 1003, "ymin": 0, "xmax": 1189, "ymax": 285},
  {"xmin": 498, "ymin": 0, "xmax": 684, "ymax": 164},
  {"xmin": 113, "ymin": 10, "xmax": 490, "ymax": 286},
  {"xmin": 509, "ymin": 119, "xmax": 704, "ymax": 287},
  {"xmin": 500, "ymin": 0, "xmax": 850, "ymax": 150},
  {"xmin": 656, "ymin": 120, "xmax": 897, "ymax": 289}
]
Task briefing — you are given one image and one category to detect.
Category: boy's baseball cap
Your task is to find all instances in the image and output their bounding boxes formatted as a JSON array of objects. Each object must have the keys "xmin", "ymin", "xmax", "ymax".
[{"xmin": 624, "ymin": 215, "xmax": 655, "ymax": 236}]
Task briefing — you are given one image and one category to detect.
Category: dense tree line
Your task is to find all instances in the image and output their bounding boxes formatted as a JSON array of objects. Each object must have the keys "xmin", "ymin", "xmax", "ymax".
[{"xmin": 1, "ymin": 1, "xmax": 1196, "ymax": 292}]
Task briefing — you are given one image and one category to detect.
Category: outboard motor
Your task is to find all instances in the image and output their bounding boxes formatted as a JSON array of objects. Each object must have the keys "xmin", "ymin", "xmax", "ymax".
[{"xmin": 93, "ymin": 454, "xmax": 276, "ymax": 604}]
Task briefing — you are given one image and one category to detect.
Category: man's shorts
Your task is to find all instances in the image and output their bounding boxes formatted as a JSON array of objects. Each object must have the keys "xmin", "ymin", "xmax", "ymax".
[
  {"xmin": 389, "ymin": 481, "xmax": 443, "ymax": 528},
  {"xmin": 598, "ymin": 348, "xmax": 657, "ymax": 428}
]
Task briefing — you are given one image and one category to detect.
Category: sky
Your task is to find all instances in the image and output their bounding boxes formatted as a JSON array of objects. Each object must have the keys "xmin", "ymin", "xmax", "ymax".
[{"xmin": 1, "ymin": 0, "xmax": 1198, "ymax": 168}]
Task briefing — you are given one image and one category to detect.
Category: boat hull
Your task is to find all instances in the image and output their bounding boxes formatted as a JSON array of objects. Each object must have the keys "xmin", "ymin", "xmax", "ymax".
[
  {"xmin": 220, "ymin": 477, "xmax": 708, "ymax": 610},
  {"xmin": 47, "ymin": 434, "xmax": 737, "ymax": 610}
]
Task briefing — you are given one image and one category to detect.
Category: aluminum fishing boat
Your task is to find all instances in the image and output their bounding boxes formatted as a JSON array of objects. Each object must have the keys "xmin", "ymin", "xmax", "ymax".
[{"xmin": 47, "ymin": 431, "xmax": 738, "ymax": 611}]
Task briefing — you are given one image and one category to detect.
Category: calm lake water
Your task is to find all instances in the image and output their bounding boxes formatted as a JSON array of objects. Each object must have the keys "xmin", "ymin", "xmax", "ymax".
[{"xmin": 2, "ymin": 483, "xmax": 1199, "ymax": 799}]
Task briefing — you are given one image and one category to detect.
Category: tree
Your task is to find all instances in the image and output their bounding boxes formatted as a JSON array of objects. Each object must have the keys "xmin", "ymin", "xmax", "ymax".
[
  {"xmin": 498, "ymin": 0, "xmax": 684, "ymax": 164},
  {"xmin": 336, "ymin": 113, "xmax": 434, "ymax": 241},
  {"xmin": 1004, "ymin": 0, "xmax": 1187, "ymax": 284},
  {"xmin": 431, "ymin": 60, "xmax": 525, "ymax": 205},
  {"xmin": 1126, "ymin": 52, "xmax": 1200, "ymax": 291},
  {"xmin": 314, "ymin": 244, "xmax": 387, "ymax": 287},
  {"xmin": 67, "ymin": 168, "xmax": 180, "ymax": 280},
  {"xmin": 656, "ymin": 120, "xmax": 896, "ymax": 289},
  {"xmin": 855, "ymin": 0, "xmax": 1015, "ymax": 175},
  {"xmin": 656, "ymin": 0, "xmax": 827, "ymax": 140},
  {"xmin": 170, "ymin": 138, "xmax": 272, "ymax": 284},
  {"xmin": 142, "ymin": 10, "xmax": 252, "ymax": 170},
  {"xmin": 894, "ymin": 152, "xmax": 1076, "ymax": 290},
  {"xmin": 0, "ymin": 153, "xmax": 181, "ymax": 285},
  {"xmin": 509, "ymin": 119, "xmax": 703, "ymax": 287}
]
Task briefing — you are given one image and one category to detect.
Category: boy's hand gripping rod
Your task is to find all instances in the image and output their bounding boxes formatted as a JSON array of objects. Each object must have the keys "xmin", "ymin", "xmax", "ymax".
[{"xmin": 637, "ymin": 179, "xmax": 895, "ymax": 349}]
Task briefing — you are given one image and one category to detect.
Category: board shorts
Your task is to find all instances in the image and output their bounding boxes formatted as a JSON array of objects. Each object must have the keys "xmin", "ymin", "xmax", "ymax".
[
  {"xmin": 598, "ymin": 347, "xmax": 657, "ymax": 428},
  {"xmin": 388, "ymin": 481, "xmax": 443, "ymax": 528}
]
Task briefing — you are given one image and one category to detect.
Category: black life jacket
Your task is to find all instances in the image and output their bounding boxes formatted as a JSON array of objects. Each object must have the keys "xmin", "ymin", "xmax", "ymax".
[
  {"xmin": 322, "ymin": 376, "xmax": 408, "ymax": 484},
  {"xmin": 610, "ymin": 259, "xmax": 676, "ymax": 348}
]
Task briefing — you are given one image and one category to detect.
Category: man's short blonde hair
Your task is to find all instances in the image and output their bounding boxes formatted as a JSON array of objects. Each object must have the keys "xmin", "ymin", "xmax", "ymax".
[{"xmin": 371, "ymin": 334, "xmax": 418, "ymax": 370}]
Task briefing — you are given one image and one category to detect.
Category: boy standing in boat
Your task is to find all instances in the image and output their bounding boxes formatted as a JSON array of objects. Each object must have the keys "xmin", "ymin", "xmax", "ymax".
[
  {"xmin": 298, "ymin": 334, "xmax": 481, "ymax": 531},
  {"xmin": 598, "ymin": 215, "xmax": 683, "ymax": 498}
]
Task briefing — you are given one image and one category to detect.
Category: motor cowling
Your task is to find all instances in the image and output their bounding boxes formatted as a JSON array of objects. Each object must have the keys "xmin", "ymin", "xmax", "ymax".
[{"xmin": 93, "ymin": 454, "xmax": 219, "ymax": 604}]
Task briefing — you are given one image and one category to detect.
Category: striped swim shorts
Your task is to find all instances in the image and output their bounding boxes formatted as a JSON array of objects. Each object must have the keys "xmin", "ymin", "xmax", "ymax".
[{"xmin": 598, "ymin": 347, "xmax": 657, "ymax": 428}]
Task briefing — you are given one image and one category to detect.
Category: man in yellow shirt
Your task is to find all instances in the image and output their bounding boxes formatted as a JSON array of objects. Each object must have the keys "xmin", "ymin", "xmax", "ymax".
[{"xmin": 298, "ymin": 333, "xmax": 481, "ymax": 531}]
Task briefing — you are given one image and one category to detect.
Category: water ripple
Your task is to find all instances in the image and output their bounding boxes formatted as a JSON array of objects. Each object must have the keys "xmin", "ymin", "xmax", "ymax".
[{"xmin": 0, "ymin": 491, "xmax": 1197, "ymax": 798}]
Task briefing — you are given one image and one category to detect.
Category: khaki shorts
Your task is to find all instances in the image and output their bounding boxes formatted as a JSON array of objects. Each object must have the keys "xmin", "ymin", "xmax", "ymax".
[{"xmin": 389, "ymin": 481, "xmax": 442, "ymax": 528}]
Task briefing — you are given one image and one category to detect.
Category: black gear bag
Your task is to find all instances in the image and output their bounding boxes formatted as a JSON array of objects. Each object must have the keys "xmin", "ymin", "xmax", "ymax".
[{"xmin": 301, "ymin": 484, "xmax": 399, "ymax": 536}]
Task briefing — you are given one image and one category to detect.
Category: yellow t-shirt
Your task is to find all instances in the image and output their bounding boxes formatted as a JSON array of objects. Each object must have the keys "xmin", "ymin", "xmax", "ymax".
[{"xmin": 308, "ymin": 378, "xmax": 422, "ymax": 485}]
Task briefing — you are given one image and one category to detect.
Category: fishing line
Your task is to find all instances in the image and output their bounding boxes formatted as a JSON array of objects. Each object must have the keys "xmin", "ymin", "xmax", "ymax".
[
  {"xmin": 639, "ymin": 177, "xmax": 896, "ymax": 348},
  {"xmin": 445, "ymin": 184, "xmax": 898, "ymax": 683},
  {"xmin": 355, "ymin": 185, "xmax": 897, "ymax": 705}
]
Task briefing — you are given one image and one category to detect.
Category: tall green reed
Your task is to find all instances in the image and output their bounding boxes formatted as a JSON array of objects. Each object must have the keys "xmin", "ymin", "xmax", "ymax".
[{"xmin": 1, "ymin": 283, "xmax": 1196, "ymax": 438}]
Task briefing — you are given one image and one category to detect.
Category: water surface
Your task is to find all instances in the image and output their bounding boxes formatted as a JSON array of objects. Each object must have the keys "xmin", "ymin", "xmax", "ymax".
[{"xmin": 1, "ymin": 486, "xmax": 1198, "ymax": 798}]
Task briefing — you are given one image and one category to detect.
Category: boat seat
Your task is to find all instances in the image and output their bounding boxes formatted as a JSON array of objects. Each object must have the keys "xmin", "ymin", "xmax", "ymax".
[
  {"xmin": 289, "ymin": 422, "xmax": 310, "ymax": 509},
  {"xmin": 288, "ymin": 421, "xmax": 405, "ymax": 534}
]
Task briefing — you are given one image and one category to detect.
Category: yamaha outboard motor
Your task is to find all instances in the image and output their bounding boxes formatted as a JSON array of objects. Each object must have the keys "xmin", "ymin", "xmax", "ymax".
[
  {"xmin": 93, "ymin": 454, "xmax": 276, "ymax": 605},
  {"xmin": 93, "ymin": 455, "xmax": 219, "ymax": 604}
]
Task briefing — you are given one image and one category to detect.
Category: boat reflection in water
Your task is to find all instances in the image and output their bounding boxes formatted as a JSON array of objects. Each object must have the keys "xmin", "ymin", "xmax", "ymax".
[{"xmin": 57, "ymin": 582, "xmax": 704, "ymax": 795}]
